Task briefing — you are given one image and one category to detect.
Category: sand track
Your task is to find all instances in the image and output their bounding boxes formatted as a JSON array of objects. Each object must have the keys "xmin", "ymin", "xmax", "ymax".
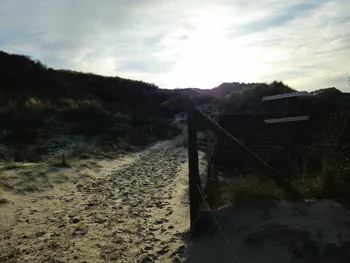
[{"xmin": 0, "ymin": 141, "xmax": 190, "ymax": 263}]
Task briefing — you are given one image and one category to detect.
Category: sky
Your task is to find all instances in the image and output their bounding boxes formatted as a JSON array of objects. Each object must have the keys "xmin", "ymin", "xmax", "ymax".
[{"xmin": 0, "ymin": 0, "xmax": 350, "ymax": 91}]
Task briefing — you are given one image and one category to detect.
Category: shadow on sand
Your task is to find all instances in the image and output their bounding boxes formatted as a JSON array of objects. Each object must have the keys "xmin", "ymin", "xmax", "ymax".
[{"xmin": 182, "ymin": 200, "xmax": 350, "ymax": 263}]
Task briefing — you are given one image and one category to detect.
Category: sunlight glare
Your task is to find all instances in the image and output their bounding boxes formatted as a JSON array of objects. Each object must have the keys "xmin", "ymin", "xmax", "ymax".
[{"xmin": 174, "ymin": 30, "xmax": 262, "ymax": 89}]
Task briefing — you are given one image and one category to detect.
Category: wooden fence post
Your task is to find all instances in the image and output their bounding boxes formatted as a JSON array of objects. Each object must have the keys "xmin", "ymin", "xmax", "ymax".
[
  {"xmin": 207, "ymin": 164, "xmax": 221, "ymax": 209},
  {"xmin": 187, "ymin": 100, "xmax": 202, "ymax": 235},
  {"xmin": 62, "ymin": 153, "xmax": 67, "ymax": 166},
  {"xmin": 204, "ymin": 132, "xmax": 214, "ymax": 190},
  {"xmin": 204, "ymin": 126, "xmax": 220, "ymax": 209},
  {"xmin": 323, "ymin": 151, "xmax": 335, "ymax": 196}
]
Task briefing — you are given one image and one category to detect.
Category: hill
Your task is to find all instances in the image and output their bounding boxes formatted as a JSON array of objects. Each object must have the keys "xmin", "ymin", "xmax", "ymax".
[{"xmin": 0, "ymin": 51, "xmax": 181, "ymax": 160}]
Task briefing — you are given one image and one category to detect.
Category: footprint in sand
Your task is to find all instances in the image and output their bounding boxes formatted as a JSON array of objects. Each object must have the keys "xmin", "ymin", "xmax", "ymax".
[{"xmin": 1, "ymin": 141, "xmax": 189, "ymax": 263}]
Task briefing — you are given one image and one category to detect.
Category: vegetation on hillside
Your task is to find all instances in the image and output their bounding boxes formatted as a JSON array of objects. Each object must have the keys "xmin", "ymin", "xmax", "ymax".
[{"xmin": 0, "ymin": 51, "xmax": 182, "ymax": 160}]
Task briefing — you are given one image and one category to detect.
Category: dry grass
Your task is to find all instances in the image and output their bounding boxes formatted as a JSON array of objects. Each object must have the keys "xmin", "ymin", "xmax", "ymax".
[
  {"xmin": 0, "ymin": 162, "xmax": 52, "ymax": 193},
  {"xmin": 0, "ymin": 161, "xmax": 83, "ymax": 194},
  {"xmin": 49, "ymin": 154, "xmax": 105, "ymax": 169},
  {"xmin": 0, "ymin": 146, "xmax": 128, "ymax": 195},
  {"xmin": 0, "ymin": 150, "xmax": 108, "ymax": 194},
  {"xmin": 0, "ymin": 197, "xmax": 9, "ymax": 204},
  {"xmin": 293, "ymin": 176, "xmax": 325, "ymax": 199},
  {"xmin": 220, "ymin": 175, "xmax": 285, "ymax": 204},
  {"xmin": 216, "ymin": 172, "xmax": 350, "ymax": 207}
]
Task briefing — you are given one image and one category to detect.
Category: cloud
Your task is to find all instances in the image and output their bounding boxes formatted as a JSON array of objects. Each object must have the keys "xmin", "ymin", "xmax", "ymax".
[
  {"xmin": 230, "ymin": 1, "xmax": 325, "ymax": 36},
  {"xmin": 0, "ymin": 0, "xmax": 349, "ymax": 91}
]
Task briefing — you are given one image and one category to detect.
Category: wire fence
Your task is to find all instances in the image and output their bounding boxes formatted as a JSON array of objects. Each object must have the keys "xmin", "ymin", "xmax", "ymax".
[
  {"xmin": 212, "ymin": 112, "xmax": 338, "ymax": 116},
  {"xmin": 198, "ymin": 105, "xmax": 350, "ymax": 206},
  {"xmin": 197, "ymin": 141, "xmax": 350, "ymax": 149},
  {"xmin": 176, "ymin": 110, "xmax": 342, "ymax": 116},
  {"xmin": 197, "ymin": 184, "xmax": 243, "ymax": 263}
]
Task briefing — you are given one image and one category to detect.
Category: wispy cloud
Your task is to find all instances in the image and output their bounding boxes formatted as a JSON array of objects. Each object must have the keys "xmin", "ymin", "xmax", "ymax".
[
  {"xmin": 0, "ymin": 0, "xmax": 349, "ymax": 91},
  {"xmin": 231, "ymin": 1, "xmax": 325, "ymax": 36}
]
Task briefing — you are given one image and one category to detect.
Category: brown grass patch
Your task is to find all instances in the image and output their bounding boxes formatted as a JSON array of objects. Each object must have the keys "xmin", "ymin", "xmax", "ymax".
[
  {"xmin": 215, "ymin": 172, "xmax": 350, "ymax": 208},
  {"xmin": 220, "ymin": 175, "xmax": 285, "ymax": 204}
]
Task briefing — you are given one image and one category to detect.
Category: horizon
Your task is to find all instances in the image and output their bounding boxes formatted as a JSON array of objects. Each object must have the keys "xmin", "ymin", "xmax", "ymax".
[{"xmin": 1, "ymin": 0, "xmax": 349, "ymax": 91}]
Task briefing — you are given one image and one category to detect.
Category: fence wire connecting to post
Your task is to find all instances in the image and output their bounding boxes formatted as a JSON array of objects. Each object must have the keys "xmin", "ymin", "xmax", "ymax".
[
  {"xmin": 195, "ymin": 109, "xmax": 303, "ymax": 199},
  {"xmin": 196, "ymin": 184, "xmax": 243, "ymax": 263}
]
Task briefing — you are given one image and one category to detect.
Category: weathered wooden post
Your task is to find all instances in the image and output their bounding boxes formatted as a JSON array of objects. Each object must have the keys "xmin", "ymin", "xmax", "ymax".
[
  {"xmin": 187, "ymin": 99, "xmax": 202, "ymax": 235},
  {"xmin": 207, "ymin": 164, "xmax": 221, "ymax": 209},
  {"xmin": 205, "ymin": 128, "xmax": 220, "ymax": 209},
  {"xmin": 323, "ymin": 149, "xmax": 335, "ymax": 196},
  {"xmin": 204, "ymin": 132, "xmax": 214, "ymax": 190},
  {"xmin": 62, "ymin": 153, "xmax": 67, "ymax": 166}
]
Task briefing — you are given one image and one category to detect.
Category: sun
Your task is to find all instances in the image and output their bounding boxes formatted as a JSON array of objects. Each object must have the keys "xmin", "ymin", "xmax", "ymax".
[{"xmin": 173, "ymin": 31, "xmax": 261, "ymax": 89}]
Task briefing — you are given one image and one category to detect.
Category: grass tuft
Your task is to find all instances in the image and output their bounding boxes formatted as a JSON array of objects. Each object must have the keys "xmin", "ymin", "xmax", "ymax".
[{"xmin": 0, "ymin": 197, "xmax": 9, "ymax": 204}]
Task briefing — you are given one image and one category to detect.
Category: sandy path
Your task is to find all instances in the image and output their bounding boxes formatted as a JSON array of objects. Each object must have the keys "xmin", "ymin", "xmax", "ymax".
[{"xmin": 0, "ymin": 140, "xmax": 190, "ymax": 263}]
